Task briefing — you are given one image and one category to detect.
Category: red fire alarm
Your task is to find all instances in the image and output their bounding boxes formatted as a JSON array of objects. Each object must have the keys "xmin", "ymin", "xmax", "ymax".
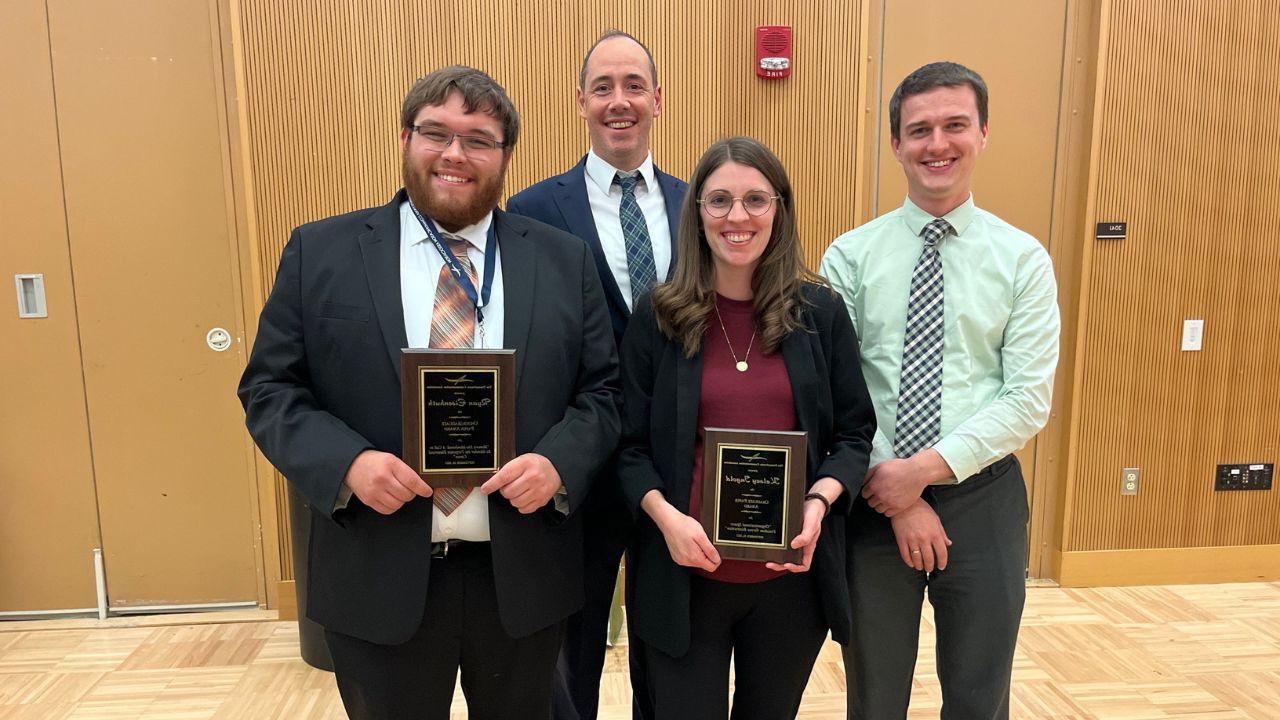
[{"xmin": 756, "ymin": 25, "xmax": 792, "ymax": 79}]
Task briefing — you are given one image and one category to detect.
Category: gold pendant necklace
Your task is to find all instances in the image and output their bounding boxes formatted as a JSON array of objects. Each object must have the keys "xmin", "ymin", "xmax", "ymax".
[{"xmin": 713, "ymin": 302, "xmax": 755, "ymax": 373}]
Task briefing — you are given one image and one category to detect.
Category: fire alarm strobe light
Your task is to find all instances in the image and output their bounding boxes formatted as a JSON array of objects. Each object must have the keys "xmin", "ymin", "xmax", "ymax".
[{"xmin": 756, "ymin": 26, "xmax": 792, "ymax": 79}]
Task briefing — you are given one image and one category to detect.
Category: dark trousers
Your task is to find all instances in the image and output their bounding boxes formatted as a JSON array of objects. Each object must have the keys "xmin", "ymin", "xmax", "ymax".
[
  {"xmin": 844, "ymin": 456, "xmax": 1027, "ymax": 720},
  {"xmin": 324, "ymin": 542, "xmax": 563, "ymax": 720},
  {"xmin": 646, "ymin": 573, "xmax": 827, "ymax": 720},
  {"xmin": 552, "ymin": 486, "xmax": 652, "ymax": 720}
]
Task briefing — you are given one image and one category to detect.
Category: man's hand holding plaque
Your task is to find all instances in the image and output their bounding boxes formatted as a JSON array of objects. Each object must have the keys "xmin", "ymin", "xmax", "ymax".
[
  {"xmin": 480, "ymin": 453, "xmax": 563, "ymax": 514},
  {"xmin": 343, "ymin": 450, "xmax": 433, "ymax": 515}
]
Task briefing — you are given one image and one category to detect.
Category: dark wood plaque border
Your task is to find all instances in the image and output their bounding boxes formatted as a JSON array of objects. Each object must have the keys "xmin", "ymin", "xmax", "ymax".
[
  {"xmin": 700, "ymin": 427, "xmax": 807, "ymax": 564},
  {"xmin": 401, "ymin": 348, "xmax": 516, "ymax": 488}
]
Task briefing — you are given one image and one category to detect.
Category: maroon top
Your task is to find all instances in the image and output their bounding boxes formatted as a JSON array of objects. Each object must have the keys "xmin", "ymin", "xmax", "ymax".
[{"xmin": 689, "ymin": 294, "xmax": 797, "ymax": 584}]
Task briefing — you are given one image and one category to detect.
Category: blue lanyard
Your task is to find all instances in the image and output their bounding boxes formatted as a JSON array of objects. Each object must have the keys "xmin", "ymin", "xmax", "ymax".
[{"xmin": 408, "ymin": 200, "xmax": 498, "ymax": 325}]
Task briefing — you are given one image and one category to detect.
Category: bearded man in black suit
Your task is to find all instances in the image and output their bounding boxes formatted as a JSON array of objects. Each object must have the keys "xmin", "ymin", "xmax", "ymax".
[{"xmin": 239, "ymin": 64, "xmax": 620, "ymax": 720}]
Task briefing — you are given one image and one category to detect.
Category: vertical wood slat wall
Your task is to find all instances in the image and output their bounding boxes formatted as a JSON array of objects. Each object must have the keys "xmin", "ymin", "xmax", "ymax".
[
  {"xmin": 233, "ymin": 0, "xmax": 865, "ymax": 582},
  {"xmin": 1065, "ymin": 0, "xmax": 1280, "ymax": 551}
]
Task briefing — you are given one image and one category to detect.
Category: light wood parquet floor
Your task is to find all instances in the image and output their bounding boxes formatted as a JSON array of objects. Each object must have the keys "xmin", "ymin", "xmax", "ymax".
[{"xmin": 1, "ymin": 583, "xmax": 1278, "ymax": 719}]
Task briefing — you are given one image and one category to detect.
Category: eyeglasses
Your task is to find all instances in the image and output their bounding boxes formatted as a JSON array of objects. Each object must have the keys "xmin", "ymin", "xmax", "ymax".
[
  {"xmin": 697, "ymin": 191, "xmax": 780, "ymax": 218},
  {"xmin": 409, "ymin": 125, "xmax": 506, "ymax": 154}
]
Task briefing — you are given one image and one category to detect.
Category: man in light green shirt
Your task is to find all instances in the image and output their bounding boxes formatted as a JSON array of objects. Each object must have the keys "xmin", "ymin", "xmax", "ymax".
[{"xmin": 820, "ymin": 62, "xmax": 1059, "ymax": 719}]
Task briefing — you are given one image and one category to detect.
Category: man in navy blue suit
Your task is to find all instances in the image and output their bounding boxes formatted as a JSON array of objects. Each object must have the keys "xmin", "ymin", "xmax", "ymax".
[{"xmin": 506, "ymin": 29, "xmax": 686, "ymax": 720}]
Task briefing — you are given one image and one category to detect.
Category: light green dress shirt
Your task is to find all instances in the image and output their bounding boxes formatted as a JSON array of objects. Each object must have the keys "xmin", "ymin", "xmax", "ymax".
[{"xmin": 820, "ymin": 196, "xmax": 1060, "ymax": 483}]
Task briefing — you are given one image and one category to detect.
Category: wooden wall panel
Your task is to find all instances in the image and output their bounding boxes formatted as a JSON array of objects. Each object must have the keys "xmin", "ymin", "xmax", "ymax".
[
  {"xmin": 232, "ymin": 0, "xmax": 866, "ymax": 580},
  {"xmin": 237, "ymin": 0, "xmax": 865, "ymax": 292},
  {"xmin": 1065, "ymin": 0, "xmax": 1280, "ymax": 551},
  {"xmin": 1033, "ymin": 0, "xmax": 1104, "ymax": 578}
]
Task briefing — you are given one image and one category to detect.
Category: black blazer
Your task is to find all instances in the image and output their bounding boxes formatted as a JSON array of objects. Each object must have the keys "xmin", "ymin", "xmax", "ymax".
[
  {"xmin": 238, "ymin": 190, "xmax": 620, "ymax": 644},
  {"xmin": 616, "ymin": 285, "xmax": 876, "ymax": 658},
  {"xmin": 506, "ymin": 155, "xmax": 688, "ymax": 346}
]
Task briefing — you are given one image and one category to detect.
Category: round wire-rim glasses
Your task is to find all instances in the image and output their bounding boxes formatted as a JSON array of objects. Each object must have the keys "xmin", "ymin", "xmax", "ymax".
[{"xmin": 697, "ymin": 191, "xmax": 781, "ymax": 218}]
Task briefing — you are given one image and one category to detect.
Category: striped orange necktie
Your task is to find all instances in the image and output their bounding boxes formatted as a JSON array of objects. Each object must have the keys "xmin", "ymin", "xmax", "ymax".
[{"xmin": 429, "ymin": 234, "xmax": 477, "ymax": 516}]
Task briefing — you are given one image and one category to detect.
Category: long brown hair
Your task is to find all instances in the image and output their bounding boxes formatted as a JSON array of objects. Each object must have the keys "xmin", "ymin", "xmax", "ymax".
[{"xmin": 651, "ymin": 136, "xmax": 826, "ymax": 358}]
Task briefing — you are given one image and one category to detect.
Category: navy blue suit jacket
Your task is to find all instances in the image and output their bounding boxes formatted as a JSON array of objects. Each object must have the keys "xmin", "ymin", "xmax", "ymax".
[{"xmin": 506, "ymin": 156, "xmax": 688, "ymax": 345}]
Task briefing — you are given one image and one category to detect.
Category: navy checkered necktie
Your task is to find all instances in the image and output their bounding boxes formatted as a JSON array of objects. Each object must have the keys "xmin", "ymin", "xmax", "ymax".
[
  {"xmin": 893, "ymin": 218, "xmax": 953, "ymax": 458},
  {"xmin": 614, "ymin": 171, "xmax": 657, "ymax": 304}
]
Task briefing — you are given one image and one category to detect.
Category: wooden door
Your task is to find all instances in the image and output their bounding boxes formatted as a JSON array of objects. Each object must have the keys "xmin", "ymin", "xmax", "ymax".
[
  {"xmin": 0, "ymin": 0, "xmax": 102, "ymax": 614},
  {"xmin": 46, "ymin": 0, "xmax": 260, "ymax": 608},
  {"xmin": 872, "ymin": 0, "xmax": 1071, "ymax": 577}
]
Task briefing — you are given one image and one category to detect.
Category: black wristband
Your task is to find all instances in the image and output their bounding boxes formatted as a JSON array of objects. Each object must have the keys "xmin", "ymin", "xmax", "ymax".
[{"xmin": 804, "ymin": 492, "xmax": 832, "ymax": 517}]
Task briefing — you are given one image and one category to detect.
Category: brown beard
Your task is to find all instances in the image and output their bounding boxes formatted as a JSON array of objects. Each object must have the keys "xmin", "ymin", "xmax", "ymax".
[{"xmin": 402, "ymin": 150, "xmax": 507, "ymax": 232}]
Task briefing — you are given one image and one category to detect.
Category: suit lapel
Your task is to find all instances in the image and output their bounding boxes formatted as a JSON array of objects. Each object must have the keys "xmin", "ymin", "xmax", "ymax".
[
  {"xmin": 496, "ymin": 211, "xmax": 534, "ymax": 387},
  {"xmin": 554, "ymin": 159, "xmax": 603, "ymax": 248},
  {"xmin": 654, "ymin": 167, "xmax": 686, "ymax": 281},
  {"xmin": 780, "ymin": 324, "xmax": 820, "ymax": 435},
  {"xmin": 673, "ymin": 347, "xmax": 703, "ymax": 512},
  {"xmin": 557, "ymin": 158, "xmax": 630, "ymax": 316},
  {"xmin": 359, "ymin": 190, "xmax": 410, "ymax": 374}
]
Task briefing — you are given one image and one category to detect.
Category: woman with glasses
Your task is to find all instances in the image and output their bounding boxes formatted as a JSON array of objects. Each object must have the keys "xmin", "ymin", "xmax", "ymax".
[{"xmin": 617, "ymin": 136, "xmax": 876, "ymax": 719}]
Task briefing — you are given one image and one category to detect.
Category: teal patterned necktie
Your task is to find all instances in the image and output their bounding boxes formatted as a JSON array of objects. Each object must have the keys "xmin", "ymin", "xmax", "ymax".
[{"xmin": 615, "ymin": 171, "xmax": 657, "ymax": 303}]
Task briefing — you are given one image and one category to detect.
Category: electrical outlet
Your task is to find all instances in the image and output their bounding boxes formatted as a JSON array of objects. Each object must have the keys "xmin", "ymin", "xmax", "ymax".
[
  {"xmin": 1121, "ymin": 467, "xmax": 1140, "ymax": 495},
  {"xmin": 1215, "ymin": 463, "xmax": 1273, "ymax": 491}
]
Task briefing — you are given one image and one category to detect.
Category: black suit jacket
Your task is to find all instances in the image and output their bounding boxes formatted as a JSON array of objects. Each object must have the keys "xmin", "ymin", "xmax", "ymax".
[
  {"xmin": 238, "ymin": 190, "xmax": 620, "ymax": 645},
  {"xmin": 616, "ymin": 285, "xmax": 876, "ymax": 658},
  {"xmin": 506, "ymin": 156, "xmax": 688, "ymax": 346}
]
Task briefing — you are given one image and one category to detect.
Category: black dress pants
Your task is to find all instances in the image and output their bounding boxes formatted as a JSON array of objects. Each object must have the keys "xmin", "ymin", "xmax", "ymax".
[
  {"xmin": 324, "ymin": 542, "xmax": 563, "ymax": 720},
  {"xmin": 844, "ymin": 456, "xmax": 1027, "ymax": 720},
  {"xmin": 646, "ymin": 572, "xmax": 828, "ymax": 720},
  {"xmin": 551, "ymin": 483, "xmax": 652, "ymax": 720}
]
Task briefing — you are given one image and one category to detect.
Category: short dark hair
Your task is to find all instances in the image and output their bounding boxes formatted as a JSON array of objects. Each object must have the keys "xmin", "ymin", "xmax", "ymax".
[
  {"xmin": 578, "ymin": 30, "xmax": 658, "ymax": 89},
  {"xmin": 400, "ymin": 65, "xmax": 520, "ymax": 151},
  {"xmin": 889, "ymin": 61, "xmax": 988, "ymax": 140}
]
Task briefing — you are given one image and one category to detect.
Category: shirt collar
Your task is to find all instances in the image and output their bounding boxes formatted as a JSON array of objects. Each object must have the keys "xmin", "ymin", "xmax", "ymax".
[
  {"xmin": 585, "ymin": 149, "xmax": 656, "ymax": 194},
  {"xmin": 401, "ymin": 200, "xmax": 493, "ymax": 253},
  {"xmin": 900, "ymin": 195, "xmax": 976, "ymax": 238}
]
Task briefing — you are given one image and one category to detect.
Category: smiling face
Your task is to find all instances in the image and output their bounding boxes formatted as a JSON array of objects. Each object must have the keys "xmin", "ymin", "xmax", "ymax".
[
  {"xmin": 699, "ymin": 161, "xmax": 777, "ymax": 283},
  {"xmin": 400, "ymin": 90, "xmax": 509, "ymax": 231},
  {"xmin": 891, "ymin": 84, "xmax": 988, "ymax": 217},
  {"xmin": 576, "ymin": 36, "xmax": 662, "ymax": 171}
]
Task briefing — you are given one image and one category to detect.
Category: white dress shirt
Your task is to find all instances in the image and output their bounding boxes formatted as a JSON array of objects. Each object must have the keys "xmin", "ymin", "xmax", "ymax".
[
  {"xmin": 399, "ymin": 202, "xmax": 505, "ymax": 542},
  {"xmin": 583, "ymin": 150, "xmax": 673, "ymax": 309}
]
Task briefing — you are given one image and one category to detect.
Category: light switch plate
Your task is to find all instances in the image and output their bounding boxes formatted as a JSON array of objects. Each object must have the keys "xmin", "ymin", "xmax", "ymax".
[
  {"xmin": 1181, "ymin": 319, "xmax": 1204, "ymax": 351},
  {"xmin": 15, "ymin": 274, "xmax": 47, "ymax": 318}
]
